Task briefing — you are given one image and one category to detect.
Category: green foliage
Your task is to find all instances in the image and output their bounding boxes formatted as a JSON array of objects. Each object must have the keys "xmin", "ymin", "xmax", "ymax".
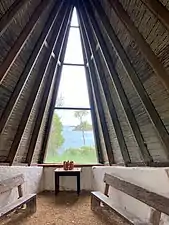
[
  {"xmin": 46, "ymin": 113, "xmax": 64, "ymax": 157},
  {"xmin": 73, "ymin": 121, "xmax": 92, "ymax": 131},
  {"xmin": 45, "ymin": 146, "xmax": 97, "ymax": 164}
]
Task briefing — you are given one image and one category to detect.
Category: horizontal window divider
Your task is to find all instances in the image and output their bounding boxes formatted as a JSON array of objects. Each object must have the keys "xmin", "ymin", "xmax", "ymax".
[
  {"xmin": 70, "ymin": 25, "xmax": 80, "ymax": 28},
  {"xmin": 54, "ymin": 107, "xmax": 91, "ymax": 110},
  {"xmin": 62, "ymin": 63, "xmax": 85, "ymax": 66}
]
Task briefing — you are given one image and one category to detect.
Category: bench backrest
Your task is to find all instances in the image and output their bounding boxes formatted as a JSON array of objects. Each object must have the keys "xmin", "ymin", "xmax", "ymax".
[
  {"xmin": 0, "ymin": 174, "xmax": 24, "ymax": 195},
  {"xmin": 104, "ymin": 173, "xmax": 169, "ymax": 216}
]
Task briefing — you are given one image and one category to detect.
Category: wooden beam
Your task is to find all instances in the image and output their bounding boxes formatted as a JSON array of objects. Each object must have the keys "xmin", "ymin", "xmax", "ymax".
[
  {"xmin": 104, "ymin": 173, "xmax": 169, "ymax": 215},
  {"xmin": 84, "ymin": 1, "xmax": 153, "ymax": 164},
  {"xmin": 80, "ymin": 28, "xmax": 104, "ymax": 164},
  {"xmin": 0, "ymin": 0, "xmax": 49, "ymax": 84},
  {"xmin": 81, "ymin": 5, "xmax": 131, "ymax": 165},
  {"xmin": 108, "ymin": 0, "xmax": 169, "ymax": 91},
  {"xmin": 6, "ymin": 4, "xmax": 68, "ymax": 165},
  {"xmin": 38, "ymin": 8, "xmax": 72, "ymax": 164},
  {"xmin": 0, "ymin": 0, "xmax": 28, "ymax": 36},
  {"xmin": 26, "ymin": 6, "xmax": 72, "ymax": 165},
  {"xmin": 141, "ymin": 0, "xmax": 169, "ymax": 31},
  {"xmin": 0, "ymin": 174, "xmax": 24, "ymax": 194},
  {"xmin": 78, "ymin": 9, "xmax": 115, "ymax": 165},
  {"xmin": 90, "ymin": 0, "xmax": 169, "ymax": 160},
  {"xmin": 0, "ymin": 1, "xmax": 63, "ymax": 134}
]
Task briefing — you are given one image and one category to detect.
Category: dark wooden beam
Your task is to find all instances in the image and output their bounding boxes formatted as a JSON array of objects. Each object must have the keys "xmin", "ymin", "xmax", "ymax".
[
  {"xmin": 0, "ymin": 0, "xmax": 28, "ymax": 36},
  {"xmin": 62, "ymin": 63, "xmax": 85, "ymax": 66},
  {"xmin": 84, "ymin": 1, "xmax": 152, "ymax": 164},
  {"xmin": 0, "ymin": 1, "xmax": 63, "ymax": 134},
  {"xmin": 26, "ymin": 6, "xmax": 72, "ymax": 165},
  {"xmin": 108, "ymin": 0, "xmax": 169, "ymax": 91},
  {"xmin": 38, "ymin": 7, "xmax": 72, "ymax": 164},
  {"xmin": 81, "ymin": 4, "xmax": 131, "ymax": 165},
  {"xmin": 79, "ymin": 17, "xmax": 104, "ymax": 163},
  {"xmin": 6, "ymin": 4, "xmax": 68, "ymax": 165},
  {"xmin": 55, "ymin": 107, "xmax": 91, "ymax": 110},
  {"xmin": 104, "ymin": 173, "xmax": 169, "ymax": 215},
  {"xmin": 0, "ymin": 0, "xmax": 49, "ymax": 84},
  {"xmin": 90, "ymin": 0, "xmax": 169, "ymax": 160},
  {"xmin": 78, "ymin": 8, "xmax": 115, "ymax": 165},
  {"xmin": 141, "ymin": 0, "xmax": 169, "ymax": 31}
]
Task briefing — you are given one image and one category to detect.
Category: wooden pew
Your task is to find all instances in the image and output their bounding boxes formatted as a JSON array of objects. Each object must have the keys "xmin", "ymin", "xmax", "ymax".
[
  {"xmin": 0, "ymin": 174, "xmax": 36, "ymax": 219},
  {"xmin": 91, "ymin": 173, "xmax": 169, "ymax": 224}
]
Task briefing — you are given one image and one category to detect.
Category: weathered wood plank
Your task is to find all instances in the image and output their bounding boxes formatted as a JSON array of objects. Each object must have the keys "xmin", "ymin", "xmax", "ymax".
[
  {"xmin": 0, "ymin": 174, "xmax": 24, "ymax": 194},
  {"xmin": 104, "ymin": 173, "xmax": 169, "ymax": 215},
  {"xmin": 0, "ymin": 0, "xmax": 28, "ymax": 36},
  {"xmin": 142, "ymin": 0, "xmax": 169, "ymax": 31},
  {"xmin": 85, "ymin": 0, "xmax": 152, "ymax": 164},
  {"xmin": 0, "ymin": 0, "xmax": 49, "ymax": 84},
  {"xmin": 26, "ymin": 6, "xmax": 72, "ymax": 165},
  {"xmin": 0, "ymin": 0, "xmax": 63, "ymax": 134},
  {"xmin": 90, "ymin": 0, "xmax": 169, "ymax": 160},
  {"xmin": 0, "ymin": 194, "xmax": 36, "ymax": 218},
  {"xmin": 6, "ymin": 4, "xmax": 68, "ymax": 165},
  {"xmin": 79, "ymin": 8, "xmax": 115, "ymax": 165},
  {"xmin": 108, "ymin": 0, "xmax": 169, "ymax": 91}
]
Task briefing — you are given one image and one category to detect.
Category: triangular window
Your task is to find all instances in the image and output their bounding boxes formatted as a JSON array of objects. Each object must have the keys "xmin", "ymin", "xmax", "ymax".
[{"xmin": 45, "ymin": 8, "xmax": 97, "ymax": 164}]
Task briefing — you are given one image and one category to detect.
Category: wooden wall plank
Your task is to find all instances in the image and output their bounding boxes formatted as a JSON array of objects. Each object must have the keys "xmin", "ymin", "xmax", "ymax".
[
  {"xmin": 79, "ymin": 7, "xmax": 115, "ymax": 165},
  {"xmin": 141, "ymin": 0, "xmax": 169, "ymax": 31},
  {"xmin": 0, "ymin": 0, "xmax": 63, "ymax": 134},
  {"xmin": 108, "ymin": 0, "xmax": 169, "ymax": 91},
  {"xmin": 26, "ymin": 6, "xmax": 72, "ymax": 165},
  {"xmin": 0, "ymin": 0, "xmax": 28, "ymax": 36},
  {"xmin": 85, "ymin": 0, "xmax": 152, "ymax": 164},
  {"xmin": 91, "ymin": 0, "xmax": 169, "ymax": 160},
  {"xmin": 6, "ymin": 3, "xmax": 68, "ymax": 165},
  {"xmin": 0, "ymin": 0, "xmax": 49, "ymax": 84}
]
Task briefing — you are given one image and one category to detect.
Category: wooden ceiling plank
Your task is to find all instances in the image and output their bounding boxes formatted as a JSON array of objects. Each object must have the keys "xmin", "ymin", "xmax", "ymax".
[
  {"xmin": 0, "ymin": 0, "xmax": 28, "ymax": 36},
  {"xmin": 79, "ymin": 8, "xmax": 115, "ymax": 165},
  {"xmin": 80, "ymin": 23, "xmax": 104, "ymax": 164},
  {"xmin": 6, "ymin": 3, "xmax": 68, "ymax": 165},
  {"xmin": 91, "ymin": 0, "xmax": 169, "ymax": 160},
  {"xmin": 38, "ymin": 9, "xmax": 72, "ymax": 164},
  {"xmin": 108, "ymin": 0, "xmax": 169, "ymax": 91},
  {"xmin": 85, "ymin": 0, "xmax": 153, "ymax": 164},
  {"xmin": 81, "ymin": 3, "xmax": 131, "ymax": 165},
  {"xmin": 26, "ymin": 6, "xmax": 72, "ymax": 165},
  {"xmin": 0, "ymin": 1, "xmax": 63, "ymax": 134},
  {"xmin": 141, "ymin": 0, "xmax": 169, "ymax": 31},
  {"xmin": 0, "ymin": 0, "xmax": 49, "ymax": 84}
]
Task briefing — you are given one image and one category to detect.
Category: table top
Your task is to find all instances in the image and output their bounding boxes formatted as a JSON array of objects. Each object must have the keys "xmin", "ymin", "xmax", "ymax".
[{"xmin": 54, "ymin": 168, "xmax": 82, "ymax": 172}]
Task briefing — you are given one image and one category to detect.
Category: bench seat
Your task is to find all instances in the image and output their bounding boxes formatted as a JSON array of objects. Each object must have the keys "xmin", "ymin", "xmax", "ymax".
[
  {"xmin": 0, "ymin": 194, "xmax": 36, "ymax": 218},
  {"xmin": 92, "ymin": 191, "xmax": 149, "ymax": 225}
]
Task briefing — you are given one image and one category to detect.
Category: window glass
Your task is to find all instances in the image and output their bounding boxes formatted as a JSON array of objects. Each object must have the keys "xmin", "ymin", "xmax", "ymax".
[
  {"xmin": 45, "ymin": 110, "xmax": 97, "ymax": 163},
  {"xmin": 56, "ymin": 66, "xmax": 90, "ymax": 108}
]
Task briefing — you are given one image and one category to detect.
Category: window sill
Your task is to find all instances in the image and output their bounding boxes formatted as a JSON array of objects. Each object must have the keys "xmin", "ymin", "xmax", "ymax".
[{"xmin": 38, "ymin": 163, "xmax": 103, "ymax": 167}]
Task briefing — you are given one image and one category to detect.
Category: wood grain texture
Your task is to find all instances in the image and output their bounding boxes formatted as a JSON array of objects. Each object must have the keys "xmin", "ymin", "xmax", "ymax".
[
  {"xmin": 142, "ymin": 0, "xmax": 169, "ymax": 31},
  {"xmin": 108, "ymin": 0, "xmax": 169, "ymax": 91},
  {"xmin": 104, "ymin": 173, "xmax": 169, "ymax": 215},
  {"xmin": 0, "ymin": 174, "xmax": 24, "ymax": 194},
  {"xmin": 0, "ymin": 0, "xmax": 48, "ymax": 84}
]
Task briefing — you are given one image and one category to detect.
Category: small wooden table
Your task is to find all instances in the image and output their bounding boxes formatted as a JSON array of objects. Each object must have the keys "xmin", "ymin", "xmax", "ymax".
[{"xmin": 54, "ymin": 168, "xmax": 81, "ymax": 195}]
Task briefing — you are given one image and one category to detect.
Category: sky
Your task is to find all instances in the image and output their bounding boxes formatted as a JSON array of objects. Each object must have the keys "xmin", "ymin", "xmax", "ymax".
[{"xmin": 55, "ymin": 8, "xmax": 92, "ymax": 126}]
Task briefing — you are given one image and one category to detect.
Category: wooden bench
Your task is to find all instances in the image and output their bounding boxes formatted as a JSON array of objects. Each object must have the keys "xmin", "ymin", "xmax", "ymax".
[
  {"xmin": 0, "ymin": 174, "xmax": 36, "ymax": 219},
  {"xmin": 91, "ymin": 173, "xmax": 169, "ymax": 225}
]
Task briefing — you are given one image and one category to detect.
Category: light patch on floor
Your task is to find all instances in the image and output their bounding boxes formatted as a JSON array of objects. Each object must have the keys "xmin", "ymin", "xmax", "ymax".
[{"xmin": 0, "ymin": 192, "xmax": 129, "ymax": 225}]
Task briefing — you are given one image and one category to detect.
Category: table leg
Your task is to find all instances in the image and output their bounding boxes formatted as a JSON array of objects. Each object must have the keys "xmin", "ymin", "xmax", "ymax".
[
  {"xmin": 55, "ymin": 173, "xmax": 59, "ymax": 195},
  {"xmin": 77, "ymin": 173, "xmax": 80, "ymax": 195}
]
